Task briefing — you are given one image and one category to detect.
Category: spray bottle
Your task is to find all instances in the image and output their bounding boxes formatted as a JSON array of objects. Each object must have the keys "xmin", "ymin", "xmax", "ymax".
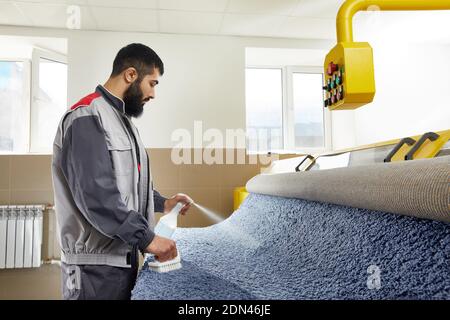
[{"xmin": 147, "ymin": 202, "xmax": 185, "ymax": 273}]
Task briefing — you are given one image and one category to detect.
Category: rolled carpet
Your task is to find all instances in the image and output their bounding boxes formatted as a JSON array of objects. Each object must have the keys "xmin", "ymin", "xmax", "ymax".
[
  {"xmin": 247, "ymin": 156, "xmax": 450, "ymax": 222},
  {"xmin": 132, "ymin": 193, "xmax": 450, "ymax": 299}
]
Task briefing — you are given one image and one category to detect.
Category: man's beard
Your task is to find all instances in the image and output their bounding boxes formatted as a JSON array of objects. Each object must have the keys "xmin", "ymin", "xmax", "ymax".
[{"xmin": 123, "ymin": 80, "xmax": 145, "ymax": 118}]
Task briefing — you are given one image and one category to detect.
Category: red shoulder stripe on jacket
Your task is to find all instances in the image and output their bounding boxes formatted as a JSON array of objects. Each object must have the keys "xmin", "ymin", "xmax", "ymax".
[{"xmin": 70, "ymin": 92, "xmax": 101, "ymax": 110}]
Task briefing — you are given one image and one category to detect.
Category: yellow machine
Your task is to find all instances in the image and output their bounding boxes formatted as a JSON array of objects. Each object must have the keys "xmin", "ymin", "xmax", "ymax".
[
  {"xmin": 324, "ymin": 0, "xmax": 450, "ymax": 110},
  {"xmin": 324, "ymin": 42, "xmax": 375, "ymax": 110},
  {"xmin": 233, "ymin": 187, "xmax": 249, "ymax": 211},
  {"xmin": 236, "ymin": 1, "xmax": 450, "ymax": 211},
  {"xmin": 385, "ymin": 130, "xmax": 450, "ymax": 162}
]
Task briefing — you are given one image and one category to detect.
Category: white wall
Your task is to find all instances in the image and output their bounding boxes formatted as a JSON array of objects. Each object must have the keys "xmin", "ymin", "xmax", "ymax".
[
  {"xmin": 2, "ymin": 11, "xmax": 450, "ymax": 152},
  {"xmin": 69, "ymin": 32, "xmax": 332, "ymax": 148},
  {"xmin": 331, "ymin": 11, "xmax": 450, "ymax": 149},
  {"xmin": 0, "ymin": 26, "xmax": 332, "ymax": 149},
  {"xmin": 246, "ymin": 47, "xmax": 327, "ymax": 67},
  {"xmin": 0, "ymin": 35, "xmax": 67, "ymax": 60},
  {"xmin": 354, "ymin": 42, "xmax": 450, "ymax": 145}
]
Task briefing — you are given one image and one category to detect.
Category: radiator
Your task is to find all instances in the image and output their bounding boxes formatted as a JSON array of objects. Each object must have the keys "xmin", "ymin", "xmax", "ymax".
[{"xmin": 0, "ymin": 205, "xmax": 45, "ymax": 269}]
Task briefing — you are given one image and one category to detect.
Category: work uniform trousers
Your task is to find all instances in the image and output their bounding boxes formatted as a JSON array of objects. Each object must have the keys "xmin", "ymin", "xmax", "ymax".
[{"xmin": 60, "ymin": 249, "xmax": 139, "ymax": 300}]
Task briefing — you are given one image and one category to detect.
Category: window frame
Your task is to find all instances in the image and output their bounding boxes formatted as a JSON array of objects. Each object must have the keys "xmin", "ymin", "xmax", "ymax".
[
  {"xmin": 246, "ymin": 65, "xmax": 332, "ymax": 154},
  {"xmin": 287, "ymin": 66, "xmax": 332, "ymax": 154},
  {"xmin": 30, "ymin": 48, "xmax": 67, "ymax": 154},
  {"xmin": 0, "ymin": 48, "xmax": 67, "ymax": 155},
  {"xmin": 0, "ymin": 58, "xmax": 31, "ymax": 154},
  {"xmin": 245, "ymin": 66, "xmax": 285, "ymax": 153}
]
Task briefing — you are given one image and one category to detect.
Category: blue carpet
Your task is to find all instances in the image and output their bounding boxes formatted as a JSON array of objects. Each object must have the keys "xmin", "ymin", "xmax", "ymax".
[{"xmin": 132, "ymin": 194, "xmax": 450, "ymax": 300}]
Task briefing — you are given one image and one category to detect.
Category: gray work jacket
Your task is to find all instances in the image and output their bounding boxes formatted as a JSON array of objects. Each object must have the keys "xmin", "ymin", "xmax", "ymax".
[{"xmin": 51, "ymin": 85, "xmax": 166, "ymax": 268}]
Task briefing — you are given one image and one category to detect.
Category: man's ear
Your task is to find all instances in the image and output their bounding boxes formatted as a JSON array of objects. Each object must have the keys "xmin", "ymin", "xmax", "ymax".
[{"xmin": 124, "ymin": 67, "xmax": 138, "ymax": 84}]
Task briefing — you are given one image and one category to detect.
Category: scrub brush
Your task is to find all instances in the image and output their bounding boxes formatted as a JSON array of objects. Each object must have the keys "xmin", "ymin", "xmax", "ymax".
[{"xmin": 147, "ymin": 202, "xmax": 184, "ymax": 273}]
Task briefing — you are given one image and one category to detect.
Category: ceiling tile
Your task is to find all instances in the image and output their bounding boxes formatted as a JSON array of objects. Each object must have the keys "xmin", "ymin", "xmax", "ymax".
[
  {"xmin": 277, "ymin": 16, "xmax": 335, "ymax": 39},
  {"xmin": 291, "ymin": 0, "xmax": 343, "ymax": 18},
  {"xmin": 0, "ymin": 1, "xmax": 30, "ymax": 26},
  {"xmin": 91, "ymin": 6, "xmax": 158, "ymax": 32},
  {"xmin": 221, "ymin": 13, "xmax": 287, "ymax": 37},
  {"xmin": 0, "ymin": 0, "xmax": 344, "ymax": 40},
  {"xmin": 159, "ymin": 10, "xmax": 222, "ymax": 34},
  {"xmin": 227, "ymin": 0, "xmax": 299, "ymax": 16},
  {"xmin": 86, "ymin": 0, "xmax": 157, "ymax": 8},
  {"xmin": 8, "ymin": 0, "xmax": 88, "ymax": 5},
  {"xmin": 14, "ymin": 2, "xmax": 96, "ymax": 29},
  {"xmin": 158, "ymin": 0, "xmax": 229, "ymax": 12},
  {"xmin": 8, "ymin": 0, "xmax": 88, "ymax": 4}
]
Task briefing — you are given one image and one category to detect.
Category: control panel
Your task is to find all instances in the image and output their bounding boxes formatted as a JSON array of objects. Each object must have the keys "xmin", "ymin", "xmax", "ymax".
[{"xmin": 323, "ymin": 42, "xmax": 376, "ymax": 110}]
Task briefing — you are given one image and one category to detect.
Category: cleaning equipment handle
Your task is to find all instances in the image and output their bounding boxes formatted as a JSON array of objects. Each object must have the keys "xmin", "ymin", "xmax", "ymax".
[
  {"xmin": 337, "ymin": 0, "xmax": 450, "ymax": 43},
  {"xmin": 153, "ymin": 202, "xmax": 184, "ymax": 238}
]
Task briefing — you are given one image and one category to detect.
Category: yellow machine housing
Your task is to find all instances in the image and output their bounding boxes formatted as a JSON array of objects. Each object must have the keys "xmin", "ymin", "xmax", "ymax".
[
  {"xmin": 233, "ymin": 187, "xmax": 249, "ymax": 211},
  {"xmin": 390, "ymin": 130, "xmax": 450, "ymax": 162},
  {"xmin": 324, "ymin": 0, "xmax": 450, "ymax": 110},
  {"xmin": 324, "ymin": 42, "xmax": 375, "ymax": 110}
]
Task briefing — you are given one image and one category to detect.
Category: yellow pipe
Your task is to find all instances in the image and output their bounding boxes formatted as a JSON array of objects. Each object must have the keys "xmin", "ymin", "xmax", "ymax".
[{"xmin": 337, "ymin": 0, "xmax": 450, "ymax": 42}]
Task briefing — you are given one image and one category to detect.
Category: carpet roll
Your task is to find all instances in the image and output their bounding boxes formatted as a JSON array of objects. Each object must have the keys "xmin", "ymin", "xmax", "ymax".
[{"xmin": 247, "ymin": 156, "xmax": 450, "ymax": 222}]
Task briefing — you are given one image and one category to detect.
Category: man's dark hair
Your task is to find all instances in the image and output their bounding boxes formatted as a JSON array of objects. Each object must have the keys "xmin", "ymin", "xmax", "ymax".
[{"xmin": 111, "ymin": 43, "xmax": 164, "ymax": 78}]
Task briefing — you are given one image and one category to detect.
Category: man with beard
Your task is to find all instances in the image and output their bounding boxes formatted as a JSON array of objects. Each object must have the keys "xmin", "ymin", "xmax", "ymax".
[{"xmin": 51, "ymin": 43, "xmax": 192, "ymax": 300}]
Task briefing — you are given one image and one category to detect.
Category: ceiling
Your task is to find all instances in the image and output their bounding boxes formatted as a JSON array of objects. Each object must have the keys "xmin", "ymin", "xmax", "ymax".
[
  {"xmin": 0, "ymin": 0, "xmax": 342, "ymax": 39},
  {"xmin": 1, "ymin": 0, "xmax": 449, "ymax": 43}
]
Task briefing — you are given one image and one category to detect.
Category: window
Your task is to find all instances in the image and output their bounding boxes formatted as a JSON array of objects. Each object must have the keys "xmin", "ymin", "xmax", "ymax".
[
  {"xmin": 0, "ymin": 48, "xmax": 67, "ymax": 154},
  {"xmin": 0, "ymin": 60, "xmax": 30, "ymax": 152},
  {"xmin": 245, "ymin": 66, "xmax": 330, "ymax": 153},
  {"xmin": 30, "ymin": 49, "xmax": 67, "ymax": 153},
  {"xmin": 245, "ymin": 68, "xmax": 283, "ymax": 152},
  {"xmin": 292, "ymin": 71, "xmax": 325, "ymax": 149}
]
